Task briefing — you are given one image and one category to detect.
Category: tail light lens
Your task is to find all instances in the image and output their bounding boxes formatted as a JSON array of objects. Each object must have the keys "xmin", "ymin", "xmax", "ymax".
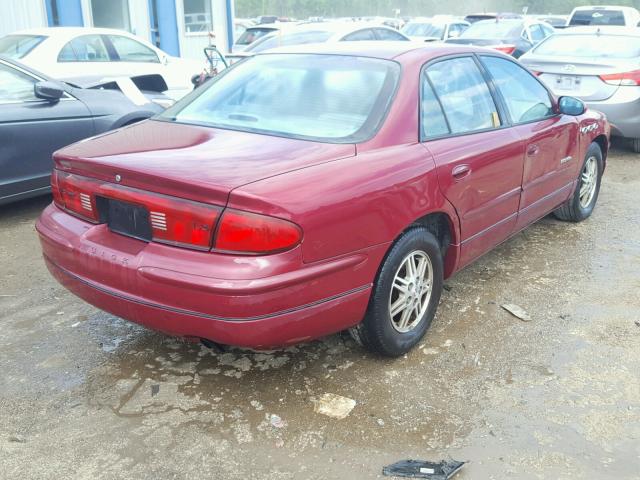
[
  {"xmin": 492, "ymin": 44, "xmax": 516, "ymax": 55},
  {"xmin": 599, "ymin": 70, "xmax": 640, "ymax": 86},
  {"xmin": 50, "ymin": 170, "xmax": 301, "ymax": 254},
  {"xmin": 96, "ymin": 183, "xmax": 220, "ymax": 250},
  {"xmin": 214, "ymin": 209, "xmax": 302, "ymax": 254},
  {"xmin": 530, "ymin": 70, "xmax": 542, "ymax": 77},
  {"xmin": 52, "ymin": 170, "xmax": 100, "ymax": 222}
]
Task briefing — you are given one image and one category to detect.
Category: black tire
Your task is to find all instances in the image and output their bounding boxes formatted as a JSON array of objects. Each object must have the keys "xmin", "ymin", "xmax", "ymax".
[
  {"xmin": 350, "ymin": 227, "xmax": 443, "ymax": 357},
  {"xmin": 553, "ymin": 142, "xmax": 603, "ymax": 222}
]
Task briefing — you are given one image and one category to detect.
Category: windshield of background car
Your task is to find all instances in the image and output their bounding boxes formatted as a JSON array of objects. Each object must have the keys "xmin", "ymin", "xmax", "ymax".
[
  {"xmin": 569, "ymin": 10, "xmax": 625, "ymax": 26},
  {"xmin": 248, "ymin": 30, "xmax": 334, "ymax": 53},
  {"xmin": 235, "ymin": 27, "xmax": 278, "ymax": 46},
  {"xmin": 459, "ymin": 21, "xmax": 521, "ymax": 39},
  {"xmin": 0, "ymin": 35, "xmax": 46, "ymax": 59},
  {"xmin": 160, "ymin": 54, "xmax": 400, "ymax": 143},
  {"xmin": 402, "ymin": 22, "xmax": 445, "ymax": 38},
  {"xmin": 534, "ymin": 34, "xmax": 640, "ymax": 58}
]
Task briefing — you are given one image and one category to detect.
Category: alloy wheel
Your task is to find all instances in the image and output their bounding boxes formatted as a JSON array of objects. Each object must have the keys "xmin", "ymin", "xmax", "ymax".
[{"xmin": 389, "ymin": 250, "xmax": 433, "ymax": 333}]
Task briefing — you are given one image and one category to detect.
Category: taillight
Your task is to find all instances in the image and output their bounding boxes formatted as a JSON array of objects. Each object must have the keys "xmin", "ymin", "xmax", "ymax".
[
  {"xmin": 599, "ymin": 70, "xmax": 640, "ymax": 86},
  {"xmin": 52, "ymin": 170, "xmax": 100, "ymax": 222},
  {"xmin": 51, "ymin": 170, "xmax": 221, "ymax": 250},
  {"xmin": 530, "ymin": 70, "xmax": 542, "ymax": 77},
  {"xmin": 214, "ymin": 209, "xmax": 302, "ymax": 254},
  {"xmin": 492, "ymin": 44, "xmax": 516, "ymax": 55},
  {"xmin": 98, "ymin": 183, "xmax": 221, "ymax": 250}
]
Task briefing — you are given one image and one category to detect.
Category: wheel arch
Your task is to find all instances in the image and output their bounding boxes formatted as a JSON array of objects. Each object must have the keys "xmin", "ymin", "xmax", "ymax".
[
  {"xmin": 592, "ymin": 134, "xmax": 608, "ymax": 167},
  {"xmin": 398, "ymin": 210, "xmax": 460, "ymax": 279}
]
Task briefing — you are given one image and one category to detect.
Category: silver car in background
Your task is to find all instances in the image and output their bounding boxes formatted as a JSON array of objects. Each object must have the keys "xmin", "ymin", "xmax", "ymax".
[{"xmin": 520, "ymin": 27, "xmax": 640, "ymax": 151}]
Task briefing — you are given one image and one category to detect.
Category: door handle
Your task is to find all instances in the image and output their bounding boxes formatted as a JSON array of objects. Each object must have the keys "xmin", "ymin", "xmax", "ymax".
[
  {"xmin": 527, "ymin": 144, "xmax": 540, "ymax": 156},
  {"xmin": 452, "ymin": 164, "xmax": 471, "ymax": 179}
]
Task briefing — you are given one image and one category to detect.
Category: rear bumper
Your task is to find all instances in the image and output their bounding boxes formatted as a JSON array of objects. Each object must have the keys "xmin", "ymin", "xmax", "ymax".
[
  {"xmin": 37, "ymin": 203, "xmax": 382, "ymax": 348},
  {"xmin": 585, "ymin": 87, "xmax": 640, "ymax": 139}
]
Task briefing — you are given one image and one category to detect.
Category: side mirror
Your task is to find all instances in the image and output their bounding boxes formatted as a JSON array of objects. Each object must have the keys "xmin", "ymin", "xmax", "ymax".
[
  {"xmin": 34, "ymin": 81, "xmax": 65, "ymax": 102},
  {"xmin": 558, "ymin": 96, "xmax": 585, "ymax": 116}
]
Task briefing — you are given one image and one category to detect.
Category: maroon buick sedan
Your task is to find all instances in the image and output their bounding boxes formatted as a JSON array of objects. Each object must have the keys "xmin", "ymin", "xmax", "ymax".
[{"xmin": 37, "ymin": 43, "xmax": 609, "ymax": 356}]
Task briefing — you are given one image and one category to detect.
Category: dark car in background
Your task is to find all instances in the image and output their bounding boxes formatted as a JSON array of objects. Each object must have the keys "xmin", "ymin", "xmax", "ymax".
[
  {"xmin": 463, "ymin": 13, "xmax": 521, "ymax": 23},
  {"xmin": 446, "ymin": 18, "xmax": 554, "ymax": 58},
  {"xmin": 0, "ymin": 56, "xmax": 165, "ymax": 205}
]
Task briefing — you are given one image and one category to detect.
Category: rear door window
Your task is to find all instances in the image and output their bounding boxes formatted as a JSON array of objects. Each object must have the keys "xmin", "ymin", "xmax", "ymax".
[
  {"xmin": 424, "ymin": 57, "xmax": 501, "ymax": 135},
  {"xmin": 529, "ymin": 24, "xmax": 545, "ymax": 43},
  {"xmin": 481, "ymin": 56, "xmax": 554, "ymax": 124},
  {"xmin": 58, "ymin": 35, "xmax": 110, "ymax": 62},
  {"xmin": 107, "ymin": 35, "xmax": 159, "ymax": 63}
]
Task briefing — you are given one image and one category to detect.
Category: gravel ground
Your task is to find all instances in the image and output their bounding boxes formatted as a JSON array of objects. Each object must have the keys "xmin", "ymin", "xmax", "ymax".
[{"xmin": 1, "ymin": 145, "xmax": 639, "ymax": 479}]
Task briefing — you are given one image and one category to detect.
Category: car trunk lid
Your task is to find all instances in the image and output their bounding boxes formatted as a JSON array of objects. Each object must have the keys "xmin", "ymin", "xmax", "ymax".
[
  {"xmin": 521, "ymin": 56, "xmax": 632, "ymax": 101},
  {"xmin": 53, "ymin": 119, "xmax": 356, "ymax": 206}
]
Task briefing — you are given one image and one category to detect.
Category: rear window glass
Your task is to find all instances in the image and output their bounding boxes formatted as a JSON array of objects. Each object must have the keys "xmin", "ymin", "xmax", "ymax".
[
  {"xmin": 533, "ymin": 34, "xmax": 640, "ymax": 59},
  {"xmin": 402, "ymin": 22, "xmax": 445, "ymax": 38},
  {"xmin": 459, "ymin": 21, "xmax": 522, "ymax": 39},
  {"xmin": 0, "ymin": 35, "xmax": 46, "ymax": 59},
  {"xmin": 569, "ymin": 10, "xmax": 625, "ymax": 26},
  {"xmin": 248, "ymin": 30, "xmax": 333, "ymax": 53},
  {"xmin": 160, "ymin": 54, "xmax": 400, "ymax": 143},
  {"xmin": 235, "ymin": 27, "xmax": 278, "ymax": 45}
]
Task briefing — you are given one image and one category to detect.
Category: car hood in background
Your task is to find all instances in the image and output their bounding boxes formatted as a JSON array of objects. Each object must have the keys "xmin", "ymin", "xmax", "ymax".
[
  {"xmin": 446, "ymin": 37, "xmax": 512, "ymax": 46},
  {"xmin": 53, "ymin": 120, "xmax": 356, "ymax": 205}
]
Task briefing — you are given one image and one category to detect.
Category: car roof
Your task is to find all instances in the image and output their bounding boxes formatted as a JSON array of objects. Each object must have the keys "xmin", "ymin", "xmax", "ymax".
[
  {"xmin": 558, "ymin": 25, "xmax": 640, "ymax": 35},
  {"xmin": 288, "ymin": 21, "xmax": 401, "ymax": 34},
  {"xmin": 10, "ymin": 26, "xmax": 142, "ymax": 38},
  {"xmin": 571, "ymin": 5, "xmax": 638, "ymax": 11},
  {"xmin": 256, "ymin": 41, "xmax": 473, "ymax": 60}
]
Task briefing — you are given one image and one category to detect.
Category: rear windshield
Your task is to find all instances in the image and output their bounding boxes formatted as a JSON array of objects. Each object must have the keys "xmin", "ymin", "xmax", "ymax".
[
  {"xmin": 459, "ymin": 21, "xmax": 521, "ymax": 39},
  {"xmin": 235, "ymin": 27, "xmax": 278, "ymax": 46},
  {"xmin": 534, "ymin": 34, "xmax": 640, "ymax": 58},
  {"xmin": 402, "ymin": 23, "xmax": 445, "ymax": 38},
  {"xmin": 160, "ymin": 54, "xmax": 400, "ymax": 143},
  {"xmin": 0, "ymin": 34, "xmax": 46, "ymax": 59},
  {"xmin": 569, "ymin": 9, "xmax": 625, "ymax": 26},
  {"xmin": 248, "ymin": 30, "xmax": 333, "ymax": 53}
]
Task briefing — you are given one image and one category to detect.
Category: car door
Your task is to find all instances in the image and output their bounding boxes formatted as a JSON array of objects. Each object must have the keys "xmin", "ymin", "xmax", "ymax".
[
  {"xmin": 0, "ymin": 62, "xmax": 94, "ymax": 202},
  {"xmin": 420, "ymin": 55, "xmax": 525, "ymax": 268},
  {"xmin": 479, "ymin": 55, "xmax": 579, "ymax": 230}
]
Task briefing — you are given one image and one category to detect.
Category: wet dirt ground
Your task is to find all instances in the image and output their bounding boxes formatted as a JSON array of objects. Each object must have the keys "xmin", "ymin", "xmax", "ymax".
[{"xmin": 1, "ymin": 146, "xmax": 639, "ymax": 480}]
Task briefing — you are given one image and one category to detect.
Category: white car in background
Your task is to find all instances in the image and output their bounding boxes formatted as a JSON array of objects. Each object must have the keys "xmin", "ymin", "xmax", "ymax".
[
  {"xmin": 227, "ymin": 22, "xmax": 410, "ymax": 63},
  {"xmin": 401, "ymin": 16, "xmax": 470, "ymax": 42},
  {"xmin": 0, "ymin": 27, "xmax": 204, "ymax": 100},
  {"xmin": 566, "ymin": 5, "xmax": 640, "ymax": 27}
]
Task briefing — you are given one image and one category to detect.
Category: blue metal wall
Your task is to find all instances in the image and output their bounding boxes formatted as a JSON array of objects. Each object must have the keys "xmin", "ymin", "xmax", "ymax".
[
  {"xmin": 149, "ymin": 0, "xmax": 180, "ymax": 56},
  {"xmin": 45, "ymin": 0, "xmax": 84, "ymax": 27}
]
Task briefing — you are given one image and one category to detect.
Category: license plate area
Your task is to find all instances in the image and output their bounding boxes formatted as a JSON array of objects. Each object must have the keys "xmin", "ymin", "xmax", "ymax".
[
  {"xmin": 556, "ymin": 75, "xmax": 577, "ymax": 90},
  {"xmin": 96, "ymin": 197, "xmax": 152, "ymax": 242}
]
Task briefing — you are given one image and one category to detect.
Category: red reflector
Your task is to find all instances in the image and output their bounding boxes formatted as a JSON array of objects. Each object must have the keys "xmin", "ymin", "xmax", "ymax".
[
  {"xmin": 599, "ymin": 70, "xmax": 640, "ymax": 86},
  {"xmin": 530, "ymin": 70, "xmax": 542, "ymax": 77},
  {"xmin": 214, "ymin": 209, "xmax": 302, "ymax": 254},
  {"xmin": 492, "ymin": 44, "xmax": 516, "ymax": 55}
]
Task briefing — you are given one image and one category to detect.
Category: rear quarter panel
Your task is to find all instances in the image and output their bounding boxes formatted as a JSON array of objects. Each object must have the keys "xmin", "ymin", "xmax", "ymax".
[{"xmin": 227, "ymin": 143, "xmax": 460, "ymax": 266}]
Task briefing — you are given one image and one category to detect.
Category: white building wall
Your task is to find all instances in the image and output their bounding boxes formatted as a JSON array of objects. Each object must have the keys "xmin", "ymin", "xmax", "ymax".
[
  {"xmin": 176, "ymin": 0, "xmax": 233, "ymax": 60},
  {"xmin": 0, "ymin": 0, "xmax": 48, "ymax": 36}
]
